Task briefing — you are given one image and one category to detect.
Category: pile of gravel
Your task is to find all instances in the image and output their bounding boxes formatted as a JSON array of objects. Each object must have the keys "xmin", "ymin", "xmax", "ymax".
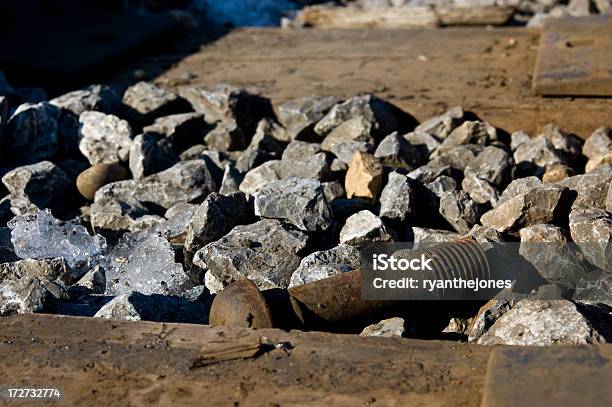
[{"xmin": 0, "ymin": 72, "xmax": 610, "ymax": 345}]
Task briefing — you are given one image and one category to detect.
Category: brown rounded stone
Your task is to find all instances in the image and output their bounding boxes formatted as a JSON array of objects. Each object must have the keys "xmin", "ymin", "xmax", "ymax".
[{"xmin": 76, "ymin": 163, "xmax": 130, "ymax": 201}]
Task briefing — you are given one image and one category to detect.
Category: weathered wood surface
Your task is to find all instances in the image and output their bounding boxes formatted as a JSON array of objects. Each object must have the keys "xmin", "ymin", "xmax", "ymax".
[
  {"xmin": 158, "ymin": 27, "xmax": 612, "ymax": 139},
  {"xmin": 292, "ymin": 5, "xmax": 514, "ymax": 29},
  {"xmin": 533, "ymin": 15, "xmax": 612, "ymax": 96},
  {"xmin": 1, "ymin": 314, "xmax": 610, "ymax": 406}
]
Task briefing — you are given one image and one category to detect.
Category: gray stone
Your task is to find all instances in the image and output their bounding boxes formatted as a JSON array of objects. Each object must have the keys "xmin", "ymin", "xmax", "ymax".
[
  {"xmin": 235, "ymin": 118, "xmax": 285, "ymax": 173},
  {"xmin": 607, "ymin": 181, "xmax": 612, "ymax": 213},
  {"xmin": 0, "ymin": 227, "xmax": 17, "ymax": 263},
  {"xmin": 1, "ymin": 161, "xmax": 71, "ymax": 216},
  {"xmin": 443, "ymin": 317, "xmax": 471, "ymax": 334},
  {"xmin": 179, "ymin": 144, "xmax": 207, "ymax": 161},
  {"xmin": 374, "ymin": 132, "xmax": 423, "ymax": 170},
  {"xmin": 477, "ymin": 300, "xmax": 611, "ymax": 345},
  {"xmin": 239, "ymin": 160, "xmax": 282, "ymax": 197},
  {"xmin": 79, "ymin": 111, "xmax": 133, "ymax": 165},
  {"xmin": 539, "ymin": 123, "xmax": 583, "ymax": 164},
  {"xmin": 178, "ymin": 84, "xmax": 267, "ymax": 130},
  {"xmin": 513, "ymin": 135, "xmax": 566, "ymax": 176},
  {"xmin": 90, "ymin": 196, "xmax": 165, "ymax": 233},
  {"xmin": 184, "ymin": 192, "xmax": 250, "ymax": 256},
  {"xmin": 360, "ymin": 317, "xmax": 405, "ymax": 338},
  {"xmin": 314, "ymin": 95, "xmax": 399, "ymax": 137},
  {"xmin": 519, "ymin": 224, "xmax": 590, "ymax": 285},
  {"xmin": 465, "ymin": 225, "xmax": 504, "ymax": 243},
  {"xmin": 289, "ymin": 244, "xmax": 360, "ymax": 287},
  {"xmin": 510, "ymin": 130, "xmax": 530, "ymax": 151},
  {"xmin": 583, "ymin": 127, "xmax": 612, "ymax": 159},
  {"xmin": 204, "ymin": 271, "xmax": 225, "ymax": 294},
  {"xmin": 105, "ymin": 232, "xmax": 189, "ymax": 296},
  {"xmin": 0, "ymin": 258, "xmax": 69, "ymax": 315},
  {"xmin": 464, "ymin": 146, "xmax": 513, "ymax": 187},
  {"xmin": 193, "ymin": 219, "xmax": 309, "ymax": 289},
  {"xmin": 569, "ymin": 208, "xmax": 612, "ymax": 271},
  {"xmin": 340, "ymin": 210, "xmax": 393, "ymax": 246},
  {"xmin": 276, "ymin": 95, "xmax": 340, "ymax": 140},
  {"xmin": 468, "ymin": 296, "xmax": 522, "ymax": 342},
  {"xmin": 461, "ymin": 172, "xmax": 500, "ymax": 206},
  {"xmin": 379, "ymin": 171, "xmax": 415, "ymax": 222},
  {"xmin": 129, "ymin": 132, "xmax": 177, "ymax": 179},
  {"xmin": 407, "ymin": 227, "xmax": 461, "ymax": 246},
  {"xmin": 558, "ymin": 170, "xmax": 612, "ymax": 210},
  {"xmin": 73, "ymin": 266, "xmax": 106, "ymax": 294},
  {"xmin": 404, "ymin": 131, "xmax": 441, "ymax": 157},
  {"xmin": 414, "ymin": 106, "xmax": 464, "ymax": 139},
  {"xmin": 431, "ymin": 144, "xmax": 483, "ymax": 172},
  {"xmin": 5, "ymin": 102, "xmax": 61, "ymax": 164},
  {"xmin": 481, "ymin": 185, "xmax": 568, "ymax": 232},
  {"xmin": 407, "ymin": 162, "xmax": 453, "ymax": 183},
  {"xmin": 320, "ymin": 116, "xmax": 375, "ymax": 164},
  {"xmin": 204, "ymin": 119, "xmax": 246, "ymax": 151},
  {"xmin": 219, "ymin": 164, "xmax": 243, "ymax": 195},
  {"xmin": 439, "ymin": 190, "xmax": 485, "ymax": 234},
  {"xmin": 8, "ymin": 209, "xmax": 106, "ymax": 279},
  {"xmin": 94, "ymin": 160, "xmax": 216, "ymax": 211},
  {"xmin": 154, "ymin": 203, "xmax": 198, "ymax": 244},
  {"xmin": 322, "ymin": 181, "xmax": 345, "ymax": 202},
  {"xmin": 143, "ymin": 112, "xmax": 207, "ymax": 153},
  {"xmin": 94, "ymin": 291, "xmax": 209, "ymax": 324},
  {"xmin": 498, "ymin": 176, "xmax": 542, "ymax": 206},
  {"xmin": 585, "ymin": 153, "xmax": 612, "ymax": 173},
  {"xmin": 425, "ymin": 175, "xmax": 457, "ymax": 198},
  {"xmin": 50, "ymin": 84, "xmax": 121, "ymax": 116},
  {"xmin": 254, "ymin": 177, "xmax": 332, "ymax": 231},
  {"xmin": 435, "ymin": 121, "xmax": 496, "ymax": 155},
  {"xmin": 122, "ymin": 81, "xmax": 187, "ymax": 123},
  {"xmin": 279, "ymin": 141, "xmax": 331, "ymax": 180}
]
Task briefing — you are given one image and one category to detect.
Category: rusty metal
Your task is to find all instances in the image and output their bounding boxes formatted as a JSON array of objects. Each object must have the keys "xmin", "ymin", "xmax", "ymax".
[
  {"xmin": 209, "ymin": 278, "xmax": 274, "ymax": 329},
  {"xmin": 210, "ymin": 239, "xmax": 491, "ymax": 331},
  {"xmin": 533, "ymin": 16, "xmax": 612, "ymax": 96}
]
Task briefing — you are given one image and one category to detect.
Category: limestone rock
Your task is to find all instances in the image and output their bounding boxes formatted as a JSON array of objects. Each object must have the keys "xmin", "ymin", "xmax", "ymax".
[
  {"xmin": 275, "ymin": 95, "xmax": 340, "ymax": 140},
  {"xmin": 314, "ymin": 95, "xmax": 400, "ymax": 137},
  {"xmin": 4, "ymin": 102, "xmax": 61, "ymax": 164},
  {"xmin": 585, "ymin": 153, "xmax": 612, "ymax": 173},
  {"xmin": 435, "ymin": 121, "xmax": 495, "ymax": 155},
  {"xmin": 239, "ymin": 160, "xmax": 282, "ymax": 197},
  {"xmin": 289, "ymin": 244, "xmax": 360, "ymax": 287},
  {"xmin": 360, "ymin": 317, "xmax": 405, "ymax": 338},
  {"xmin": 498, "ymin": 176, "xmax": 541, "ymax": 206},
  {"xmin": 583, "ymin": 127, "xmax": 612, "ymax": 159},
  {"xmin": 320, "ymin": 116, "xmax": 375, "ymax": 164},
  {"xmin": 144, "ymin": 112, "xmax": 208, "ymax": 153},
  {"xmin": 122, "ymin": 81, "xmax": 189, "ymax": 123},
  {"xmin": 235, "ymin": 118, "xmax": 285, "ymax": 173},
  {"xmin": 279, "ymin": 141, "xmax": 331, "ymax": 180},
  {"xmin": 542, "ymin": 163, "xmax": 575, "ymax": 183},
  {"xmin": 379, "ymin": 171, "xmax": 415, "ymax": 222},
  {"xmin": 50, "ymin": 84, "xmax": 121, "ymax": 116},
  {"xmin": 461, "ymin": 172, "xmax": 499, "ymax": 206},
  {"xmin": 510, "ymin": 130, "xmax": 530, "ymax": 151},
  {"xmin": 407, "ymin": 162, "xmax": 453, "ymax": 183},
  {"xmin": 569, "ymin": 208, "xmax": 612, "ymax": 271},
  {"xmin": 340, "ymin": 210, "xmax": 393, "ymax": 246},
  {"xmin": 414, "ymin": 106, "xmax": 463, "ymax": 139},
  {"xmin": 73, "ymin": 266, "xmax": 106, "ymax": 294},
  {"xmin": 481, "ymin": 185, "xmax": 568, "ymax": 232},
  {"xmin": 477, "ymin": 300, "xmax": 611, "ymax": 345},
  {"xmin": 204, "ymin": 119, "xmax": 246, "ymax": 151},
  {"xmin": 407, "ymin": 227, "xmax": 461, "ymax": 246},
  {"xmin": 94, "ymin": 160, "xmax": 216, "ymax": 211},
  {"xmin": 219, "ymin": 164, "xmax": 243, "ymax": 195},
  {"xmin": 322, "ymin": 181, "xmax": 345, "ymax": 202},
  {"xmin": 90, "ymin": 196, "xmax": 165, "ymax": 233},
  {"xmin": 404, "ymin": 131, "xmax": 441, "ymax": 157},
  {"xmin": 439, "ymin": 191, "xmax": 485, "ymax": 234},
  {"xmin": 374, "ymin": 132, "xmax": 423, "ymax": 170},
  {"xmin": 431, "ymin": 144, "xmax": 482, "ymax": 172},
  {"xmin": 2, "ymin": 161, "xmax": 71, "ymax": 216},
  {"xmin": 464, "ymin": 146, "xmax": 513, "ymax": 187},
  {"xmin": 184, "ymin": 192, "xmax": 250, "ymax": 256},
  {"xmin": 513, "ymin": 135, "xmax": 565, "ymax": 176},
  {"xmin": 79, "ymin": 111, "xmax": 133, "ymax": 165},
  {"xmin": 129, "ymin": 132, "xmax": 177, "ymax": 179},
  {"xmin": 254, "ymin": 177, "xmax": 332, "ymax": 231},
  {"xmin": 345, "ymin": 152, "xmax": 383, "ymax": 200},
  {"xmin": 558, "ymin": 170, "xmax": 612, "ymax": 210},
  {"xmin": 539, "ymin": 123, "xmax": 583, "ymax": 165},
  {"xmin": 193, "ymin": 219, "xmax": 309, "ymax": 289},
  {"xmin": 76, "ymin": 163, "xmax": 130, "ymax": 201}
]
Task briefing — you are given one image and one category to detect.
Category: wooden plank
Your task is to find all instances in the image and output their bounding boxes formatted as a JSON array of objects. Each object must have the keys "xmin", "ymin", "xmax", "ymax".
[
  {"xmin": 292, "ymin": 5, "xmax": 516, "ymax": 29},
  {"xmin": 482, "ymin": 346, "xmax": 612, "ymax": 407},
  {"xmin": 293, "ymin": 6, "xmax": 439, "ymax": 29},
  {"xmin": 533, "ymin": 15, "xmax": 612, "ymax": 96},
  {"xmin": 158, "ymin": 27, "xmax": 612, "ymax": 139}
]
